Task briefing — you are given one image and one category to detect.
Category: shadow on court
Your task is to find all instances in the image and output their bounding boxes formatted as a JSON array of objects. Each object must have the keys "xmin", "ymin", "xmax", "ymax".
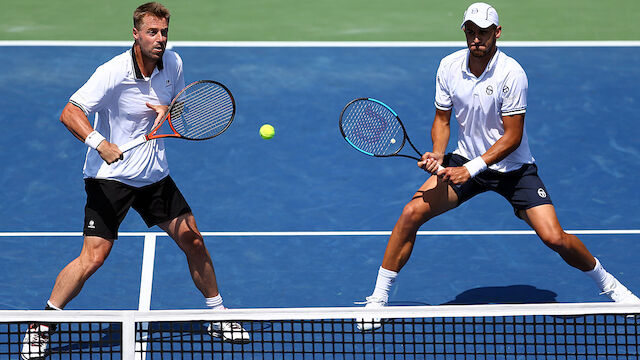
[
  {"xmin": 389, "ymin": 285, "xmax": 557, "ymax": 306},
  {"xmin": 48, "ymin": 323, "xmax": 121, "ymax": 356},
  {"xmin": 443, "ymin": 285, "xmax": 558, "ymax": 305}
]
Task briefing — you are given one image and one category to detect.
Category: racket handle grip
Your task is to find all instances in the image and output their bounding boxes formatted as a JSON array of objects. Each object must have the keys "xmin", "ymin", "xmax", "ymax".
[
  {"xmin": 119, "ymin": 135, "xmax": 147, "ymax": 153},
  {"xmin": 431, "ymin": 164, "xmax": 445, "ymax": 175}
]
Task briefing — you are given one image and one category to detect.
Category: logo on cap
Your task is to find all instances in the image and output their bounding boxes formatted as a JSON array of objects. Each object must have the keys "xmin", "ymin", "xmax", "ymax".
[{"xmin": 461, "ymin": 2, "xmax": 500, "ymax": 29}]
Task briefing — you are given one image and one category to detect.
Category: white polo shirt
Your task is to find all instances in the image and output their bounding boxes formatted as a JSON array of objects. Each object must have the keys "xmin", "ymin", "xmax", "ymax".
[
  {"xmin": 434, "ymin": 48, "xmax": 534, "ymax": 172},
  {"xmin": 70, "ymin": 47, "xmax": 185, "ymax": 187}
]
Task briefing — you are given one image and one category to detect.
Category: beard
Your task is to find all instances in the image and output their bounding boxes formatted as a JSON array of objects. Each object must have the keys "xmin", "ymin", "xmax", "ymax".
[{"xmin": 469, "ymin": 39, "xmax": 495, "ymax": 58}]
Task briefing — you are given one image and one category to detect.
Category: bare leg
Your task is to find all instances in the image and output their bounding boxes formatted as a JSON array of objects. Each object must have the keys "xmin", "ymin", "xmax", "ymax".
[
  {"xmin": 48, "ymin": 236, "xmax": 114, "ymax": 309},
  {"xmin": 520, "ymin": 204, "xmax": 595, "ymax": 271},
  {"xmin": 381, "ymin": 175, "xmax": 459, "ymax": 272},
  {"xmin": 357, "ymin": 176, "xmax": 459, "ymax": 331},
  {"xmin": 158, "ymin": 212, "xmax": 219, "ymax": 298}
]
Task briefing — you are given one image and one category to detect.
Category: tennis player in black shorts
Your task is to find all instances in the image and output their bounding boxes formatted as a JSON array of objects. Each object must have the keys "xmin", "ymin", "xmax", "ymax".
[
  {"xmin": 441, "ymin": 153, "xmax": 552, "ymax": 215},
  {"xmin": 357, "ymin": 2, "xmax": 639, "ymax": 331},
  {"xmin": 21, "ymin": 3, "xmax": 248, "ymax": 359}
]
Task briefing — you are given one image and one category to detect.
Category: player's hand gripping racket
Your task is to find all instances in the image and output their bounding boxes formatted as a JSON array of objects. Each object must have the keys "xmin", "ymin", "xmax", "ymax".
[
  {"xmin": 339, "ymin": 98, "xmax": 444, "ymax": 173},
  {"xmin": 119, "ymin": 80, "xmax": 235, "ymax": 153}
]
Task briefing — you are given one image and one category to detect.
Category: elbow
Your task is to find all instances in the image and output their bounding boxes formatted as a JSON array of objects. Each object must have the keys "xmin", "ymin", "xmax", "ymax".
[
  {"xmin": 513, "ymin": 134, "xmax": 523, "ymax": 148},
  {"xmin": 501, "ymin": 132, "xmax": 523, "ymax": 154},
  {"xmin": 59, "ymin": 105, "xmax": 70, "ymax": 125},
  {"xmin": 59, "ymin": 103, "xmax": 78, "ymax": 127},
  {"xmin": 509, "ymin": 135, "xmax": 523, "ymax": 153}
]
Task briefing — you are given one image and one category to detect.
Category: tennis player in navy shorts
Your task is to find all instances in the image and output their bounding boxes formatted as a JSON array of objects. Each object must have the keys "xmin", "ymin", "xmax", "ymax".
[{"xmin": 357, "ymin": 2, "xmax": 639, "ymax": 331}]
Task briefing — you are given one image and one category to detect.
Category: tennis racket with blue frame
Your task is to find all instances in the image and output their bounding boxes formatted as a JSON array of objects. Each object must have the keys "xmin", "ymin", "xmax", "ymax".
[{"xmin": 339, "ymin": 97, "xmax": 444, "ymax": 171}]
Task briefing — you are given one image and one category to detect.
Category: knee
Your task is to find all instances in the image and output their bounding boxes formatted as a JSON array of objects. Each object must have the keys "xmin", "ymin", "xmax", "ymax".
[
  {"xmin": 180, "ymin": 233, "xmax": 207, "ymax": 255},
  {"xmin": 80, "ymin": 252, "xmax": 108, "ymax": 275},
  {"xmin": 540, "ymin": 231, "xmax": 569, "ymax": 252},
  {"xmin": 399, "ymin": 202, "xmax": 430, "ymax": 227}
]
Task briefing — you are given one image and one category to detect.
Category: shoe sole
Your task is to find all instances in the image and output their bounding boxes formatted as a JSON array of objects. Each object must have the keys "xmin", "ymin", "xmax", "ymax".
[
  {"xmin": 209, "ymin": 330, "xmax": 251, "ymax": 344},
  {"xmin": 21, "ymin": 353, "xmax": 46, "ymax": 360},
  {"xmin": 355, "ymin": 318, "xmax": 383, "ymax": 331}
]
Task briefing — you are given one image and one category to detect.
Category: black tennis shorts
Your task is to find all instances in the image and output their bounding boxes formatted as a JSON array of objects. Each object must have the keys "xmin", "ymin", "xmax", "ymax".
[
  {"xmin": 443, "ymin": 153, "xmax": 553, "ymax": 217},
  {"xmin": 83, "ymin": 176, "xmax": 192, "ymax": 239}
]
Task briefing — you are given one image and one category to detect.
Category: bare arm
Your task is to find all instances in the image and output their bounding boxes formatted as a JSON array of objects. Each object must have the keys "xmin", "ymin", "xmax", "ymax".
[
  {"xmin": 479, "ymin": 113, "xmax": 525, "ymax": 166},
  {"xmin": 418, "ymin": 108, "xmax": 452, "ymax": 173},
  {"xmin": 440, "ymin": 113, "xmax": 525, "ymax": 184},
  {"xmin": 60, "ymin": 102, "xmax": 95, "ymax": 142},
  {"xmin": 60, "ymin": 102, "xmax": 123, "ymax": 164}
]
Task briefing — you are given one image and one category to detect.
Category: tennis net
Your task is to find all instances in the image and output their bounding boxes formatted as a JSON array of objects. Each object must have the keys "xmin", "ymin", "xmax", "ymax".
[{"xmin": 1, "ymin": 302, "xmax": 639, "ymax": 359}]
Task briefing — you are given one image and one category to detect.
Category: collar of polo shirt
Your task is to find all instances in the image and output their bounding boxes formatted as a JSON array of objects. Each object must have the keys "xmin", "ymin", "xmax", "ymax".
[
  {"xmin": 462, "ymin": 47, "xmax": 501, "ymax": 79},
  {"xmin": 130, "ymin": 44, "xmax": 164, "ymax": 80}
]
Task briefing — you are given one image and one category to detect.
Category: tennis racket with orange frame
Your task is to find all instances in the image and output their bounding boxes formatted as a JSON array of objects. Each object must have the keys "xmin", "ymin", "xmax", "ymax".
[{"xmin": 119, "ymin": 80, "xmax": 235, "ymax": 153}]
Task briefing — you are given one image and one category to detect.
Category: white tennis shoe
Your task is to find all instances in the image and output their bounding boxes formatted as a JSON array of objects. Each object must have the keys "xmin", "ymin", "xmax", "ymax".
[
  {"xmin": 601, "ymin": 279, "xmax": 640, "ymax": 304},
  {"xmin": 21, "ymin": 323, "xmax": 55, "ymax": 360},
  {"xmin": 207, "ymin": 321, "xmax": 251, "ymax": 344},
  {"xmin": 355, "ymin": 295, "xmax": 388, "ymax": 331}
]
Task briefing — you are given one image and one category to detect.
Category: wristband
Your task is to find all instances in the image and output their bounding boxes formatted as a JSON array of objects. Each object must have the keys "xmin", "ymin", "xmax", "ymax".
[
  {"xmin": 85, "ymin": 130, "xmax": 106, "ymax": 150},
  {"xmin": 463, "ymin": 156, "xmax": 487, "ymax": 178}
]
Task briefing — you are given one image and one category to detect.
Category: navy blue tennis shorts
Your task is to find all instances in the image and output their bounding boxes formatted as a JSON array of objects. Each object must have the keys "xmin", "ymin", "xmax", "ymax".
[
  {"xmin": 443, "ymin": 153, "xmax": 553, "ymax": 218},
  {"xmin": 83, "ymin": 176, "xmax": 191, "ymax": 239}
]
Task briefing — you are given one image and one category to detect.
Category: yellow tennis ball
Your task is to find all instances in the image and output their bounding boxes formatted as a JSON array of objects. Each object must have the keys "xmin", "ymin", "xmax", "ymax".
[{"xmin": 260, "ymin": 124, "xmax": 275, "ymax": 139}]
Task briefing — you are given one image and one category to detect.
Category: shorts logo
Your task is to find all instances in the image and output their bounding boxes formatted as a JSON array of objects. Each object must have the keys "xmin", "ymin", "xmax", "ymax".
[
  {"xmin": 537, "ymin": 188, "xmax": 547, "ymax": 198},
  {"xmin": 88, "ymin": 220, "xmax": 95, "ymax": 229},
  {"xmin": 486, "ymin": 85, "xmax": 494, "ymax": 95},
  {"xmin": 503, "ymin": 85, "xmax": 510, "ymax": 94}
]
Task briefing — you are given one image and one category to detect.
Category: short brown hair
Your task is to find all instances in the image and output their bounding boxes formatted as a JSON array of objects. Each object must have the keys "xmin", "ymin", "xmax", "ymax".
[{"xmin": 133, "ymin": 2, "xmax": 170, "ymax": 29}]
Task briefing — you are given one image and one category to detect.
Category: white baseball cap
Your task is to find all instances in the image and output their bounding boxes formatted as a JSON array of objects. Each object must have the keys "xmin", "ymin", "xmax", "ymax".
[{"xmin": 460, "ymin": 2, "xmax": 499, "ymax": 29}]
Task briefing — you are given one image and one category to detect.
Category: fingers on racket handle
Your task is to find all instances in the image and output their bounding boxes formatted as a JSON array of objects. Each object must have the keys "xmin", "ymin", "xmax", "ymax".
[
  {"xmin": 119, "ymin": 135, "xmax": 147, "ymax": 153},
  {"xmin": 432, "ymin": 164, "xmax": 445, "ymax": 175}
]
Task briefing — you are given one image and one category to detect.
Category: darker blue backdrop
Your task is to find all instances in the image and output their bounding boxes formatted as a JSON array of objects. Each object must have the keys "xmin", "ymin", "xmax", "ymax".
[{"xmin": 0, "ymin": 45, "xmax": 638, "ymax": 311}]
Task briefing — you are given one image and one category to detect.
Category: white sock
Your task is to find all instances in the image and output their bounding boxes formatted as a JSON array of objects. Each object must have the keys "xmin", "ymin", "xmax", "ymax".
[
  {"xmin": 205, "ymin": 294, "xmax": 225, "ymax": 310},
  {"xmin": 370, "ymin": 266, "xmax": 397, "ymax": 300},
  {"xmin": 46, "ymin": 300, "xmax": 62, "ymax": 311},
  {"xmin": 585, "ymin": 257, "xmax": 615, "ymax": 291}
]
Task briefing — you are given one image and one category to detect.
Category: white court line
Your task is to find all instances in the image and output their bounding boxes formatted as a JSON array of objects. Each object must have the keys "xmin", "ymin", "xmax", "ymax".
[
  {"xmin": 0, "ymin": 230, "xmax": 639, "ymax": 237},
  {"xmin": 138, "ymin": 234, "xmax": 156, "ymax": 311},
  {"xmin": 1, "ymin": 40, "xmax": 640, "ymax": 47},
  {"xmin": 135, "ymin": 235, "xmax": 156, "ymax": 360}
]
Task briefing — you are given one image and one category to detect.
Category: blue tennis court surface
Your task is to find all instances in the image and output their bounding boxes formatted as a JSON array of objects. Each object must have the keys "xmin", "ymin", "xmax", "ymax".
[{"xmin": 0, "ymin": 44, "xmax": 639, "ymax": 314}]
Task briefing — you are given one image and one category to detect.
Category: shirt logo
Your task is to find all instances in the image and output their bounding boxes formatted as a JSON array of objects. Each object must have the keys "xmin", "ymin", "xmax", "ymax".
[
  {"xmin": 538, "ymin": 188, "xmax": 547, "ymax": 198},
  {"xmin": 503, "ymin": 85, "xmax": 510, "ymax": 94},
  {"xmin": 165, "ymin": 79, "xmax": 171, "ymax": 87},
  {"xmin": 486, "ymin": 85, "xmax": 494, "ymax": 95},
  {"xmin": 88, "ymin": 220, "xmax": 96, "ymax": 229}
]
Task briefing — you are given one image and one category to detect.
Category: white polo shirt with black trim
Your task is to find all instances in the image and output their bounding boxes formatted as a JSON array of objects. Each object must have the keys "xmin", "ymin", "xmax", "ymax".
[
  {"xmin": 434, "ymin": 48, "xmax": 534, "ymax": 172},
  {"xmin": 70, "ymin": 46, "xmax": 185, "ymax": 187}
]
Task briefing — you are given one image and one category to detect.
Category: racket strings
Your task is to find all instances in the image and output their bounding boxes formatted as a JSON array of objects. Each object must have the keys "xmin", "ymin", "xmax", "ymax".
[
  {"xmin": 175, "ymin": 85, "xmax": 233, "ymax": 136},
  {"xmin": 341, "ymin": 100, "xmax": 403, "ymax": 156},
  {"xmin": 170, "ymin": 83, "xmax": 234, "ymax": 140}
]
